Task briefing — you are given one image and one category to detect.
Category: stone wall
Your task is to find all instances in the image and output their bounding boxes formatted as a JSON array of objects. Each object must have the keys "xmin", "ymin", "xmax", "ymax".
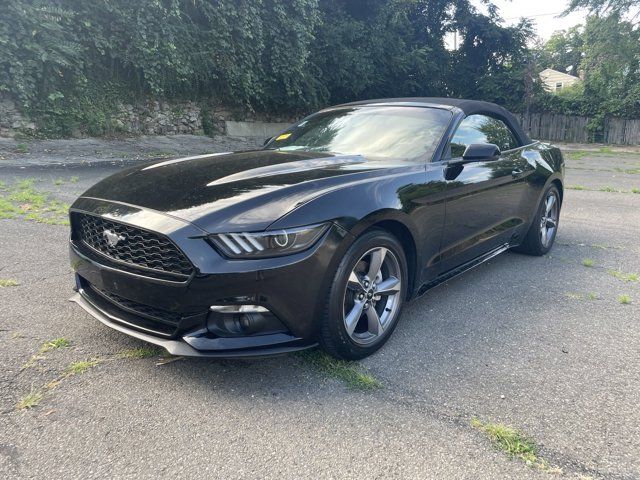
[
  {"xmin": 0, "ymin": 96, "xmax": 36, "ymax": 137},
  {"xmin": 0, "ymin": 94, "xmax": 298, "ymax": 138},
  {"xmin": 112, "ymin": 100, "xmax": 204, "ymax": 135}
]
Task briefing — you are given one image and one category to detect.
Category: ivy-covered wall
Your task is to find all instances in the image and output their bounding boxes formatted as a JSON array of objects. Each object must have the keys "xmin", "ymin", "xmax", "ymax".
[{"xmin": 0, "ymin": 0, "xmax": 536, "ymax": 138}]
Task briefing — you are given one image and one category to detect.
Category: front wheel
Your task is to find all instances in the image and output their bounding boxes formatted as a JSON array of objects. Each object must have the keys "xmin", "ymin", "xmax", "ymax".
[
  {"xmin": 514, "ymin": 184, "xmax": 561, "ymax": 256},
  {"xmin": 319, "ymin": 229, "xmax": 408, "ymax": 360}
]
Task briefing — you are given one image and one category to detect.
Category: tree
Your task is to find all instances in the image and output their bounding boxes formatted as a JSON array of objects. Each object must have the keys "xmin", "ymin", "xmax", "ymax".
[
  {"xmin": 541, "ymin": 26, "xmax": 584, "ymax": 76},
  {"xmin": 564, "ymin": 0, "xmax": 640, "ymax": 18}
]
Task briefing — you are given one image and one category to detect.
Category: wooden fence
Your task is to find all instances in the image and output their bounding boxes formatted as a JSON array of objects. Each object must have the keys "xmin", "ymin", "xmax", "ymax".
[{"xmin": 518, "ymin": 112, "xmax": 640, "ymax": 145}]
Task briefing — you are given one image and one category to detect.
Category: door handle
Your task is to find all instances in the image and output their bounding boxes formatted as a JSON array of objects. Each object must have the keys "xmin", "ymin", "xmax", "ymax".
[{"xmin": 512, "ymin": 168, "xmax": 524, "ymax": 178}]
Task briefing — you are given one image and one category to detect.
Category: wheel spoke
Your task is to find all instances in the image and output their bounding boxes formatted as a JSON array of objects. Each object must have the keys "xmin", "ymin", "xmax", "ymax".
[
  {"xmin": 545, "ymin": 195, "xmax": 556, "ymax": 215},
  {"xmin": 375, "ymin": 276, "xmax": 400, "ymax": 296},
  {"xmin": 541, "ymin": 225, "xmax": 548, "ymax": 244},
  {"xmin": 345, "ymin": 301, "xmax": 365, "ymax": 335},
  {"xmin": 366, "ymin": 307, "xmax": 383, "ymax": 336},
  {"xmin": 347, "ymin": 271, "xmax": 365, "ymax": 291},
  {"xmin": 366, "ymin": 248, "xmax": 387, "ymax": 281},
  {"xmin": 546, "ymin": 218, "xmax": 557, "ymax": 228}
]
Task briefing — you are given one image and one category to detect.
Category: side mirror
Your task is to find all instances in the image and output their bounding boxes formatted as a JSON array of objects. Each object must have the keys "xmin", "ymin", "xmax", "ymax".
[
  {"xmin": 461, "ymin": 143, "xmax": 501, "ymax": 162},
  {"xmin": 263, "ymin": 136, "xmax": 273, "ymax": 146}
]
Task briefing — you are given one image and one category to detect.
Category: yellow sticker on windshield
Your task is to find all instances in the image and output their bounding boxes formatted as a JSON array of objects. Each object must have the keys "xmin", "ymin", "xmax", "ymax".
[{"xmin": 275, "ymin": 133, "xmax": 292, "ymax": 141}]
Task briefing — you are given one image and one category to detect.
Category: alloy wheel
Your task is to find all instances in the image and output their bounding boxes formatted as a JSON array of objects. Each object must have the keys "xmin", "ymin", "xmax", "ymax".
[
  {"xmin": 540, "ymin": 191, "xmax": 559, "ymax": 248},
  {"xmin": 342, "ymin": 247, "xmax": 402, "ymax": 345}
]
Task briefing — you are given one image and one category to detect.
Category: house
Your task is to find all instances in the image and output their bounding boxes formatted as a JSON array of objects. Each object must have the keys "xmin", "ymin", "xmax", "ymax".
[{"xmin": 539, "ymin": 68, "xmax": 582, "ymax": 92}]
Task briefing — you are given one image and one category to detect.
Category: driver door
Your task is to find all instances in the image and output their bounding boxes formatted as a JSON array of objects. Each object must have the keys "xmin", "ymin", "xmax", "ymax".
[{"xmin": 437, "ymin": 114, "xmax": 531, "ymax": 274}]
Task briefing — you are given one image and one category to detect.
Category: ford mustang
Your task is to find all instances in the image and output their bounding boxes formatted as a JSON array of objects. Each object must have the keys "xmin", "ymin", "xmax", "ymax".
[{"xmin": 69, "ymin": 98, "xmax": 564, "ymax": 359}]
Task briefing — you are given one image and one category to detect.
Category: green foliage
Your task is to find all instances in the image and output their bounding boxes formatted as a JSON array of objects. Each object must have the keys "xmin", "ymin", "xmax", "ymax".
[
  {"xmin": 0, "ymin": 178, "xmax": 70, "ymax": 225},
  {"xmin": 298, "ymin": 349, "xmax": 383, "ymax": 390},
  {"xmin": 533, "ymin": 13, "xmax": 640, "ymax": 122},
  {"xmin": 0, "ymin": 0, "xmax": 541, "ymax": 136},
  {"xmin": 564, "ymin": 0, "xmax": 640, "ymax": 18},
  {"xmin": 470, "ymin": 418, "xmax": 564, "ymax": 473}
]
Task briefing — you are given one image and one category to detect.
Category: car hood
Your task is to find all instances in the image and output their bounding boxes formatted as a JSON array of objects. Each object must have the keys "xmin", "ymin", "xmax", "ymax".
[{"xmin": 80, "ymin": 149, "xmax": 393, "ymax": 233}]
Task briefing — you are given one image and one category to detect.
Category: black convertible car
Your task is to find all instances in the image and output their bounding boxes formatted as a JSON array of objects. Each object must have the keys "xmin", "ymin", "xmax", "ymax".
[{"xmin": 69, "ymin": 98, "xmax": 564, "ymax": 360}]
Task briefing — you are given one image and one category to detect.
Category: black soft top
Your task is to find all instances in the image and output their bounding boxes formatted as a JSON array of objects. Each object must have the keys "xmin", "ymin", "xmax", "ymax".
[{"xmin": 336, "ymin": 97, "xmax": 531, "ymax": 146}]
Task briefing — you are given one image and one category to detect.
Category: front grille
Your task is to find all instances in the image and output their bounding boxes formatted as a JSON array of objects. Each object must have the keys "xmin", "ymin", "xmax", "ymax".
[{"xmin": 73, "ymin": 212, "xmax": 193, "ymax": 279}]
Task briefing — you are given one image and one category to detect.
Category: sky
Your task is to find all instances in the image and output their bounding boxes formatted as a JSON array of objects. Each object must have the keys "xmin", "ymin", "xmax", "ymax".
[{"xmin": 474, "ymin": 0, "xmax": 589, "ymax": 40}]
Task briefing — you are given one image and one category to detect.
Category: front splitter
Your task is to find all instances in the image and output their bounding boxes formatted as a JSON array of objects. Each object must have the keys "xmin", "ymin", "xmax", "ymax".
[{"xmin": 70, "ymin": 292, "xmax": 317, "ymax": 358}]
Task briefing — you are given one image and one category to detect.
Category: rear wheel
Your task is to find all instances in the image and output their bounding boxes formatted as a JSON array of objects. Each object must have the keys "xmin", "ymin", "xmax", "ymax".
[
  {"xmin": 319, "ymin": 229, "xmax": 408, "ymax": 360},
  {"xmin": 514, "ymin": 184, "xmax": 561, "ymax": 256}
]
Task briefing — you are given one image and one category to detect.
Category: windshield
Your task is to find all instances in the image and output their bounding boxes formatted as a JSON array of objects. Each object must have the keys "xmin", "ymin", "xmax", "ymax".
[{"xmin": 265, "ymin": 106, "xmax": 452, "ymax": 162}]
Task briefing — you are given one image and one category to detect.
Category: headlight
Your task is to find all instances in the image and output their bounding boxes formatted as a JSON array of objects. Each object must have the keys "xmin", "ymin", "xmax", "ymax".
[{"xmin": 209, "ymin": 223, "xmax": 329, "ymax": 259}]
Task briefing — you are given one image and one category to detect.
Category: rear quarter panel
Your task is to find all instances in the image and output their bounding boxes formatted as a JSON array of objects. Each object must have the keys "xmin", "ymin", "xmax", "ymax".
[{"xmin": 520, "ymin": 142, "xmax": 565, "ymax": 228}]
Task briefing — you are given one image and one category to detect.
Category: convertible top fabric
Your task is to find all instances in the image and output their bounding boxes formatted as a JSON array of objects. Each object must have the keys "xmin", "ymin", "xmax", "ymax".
[{"xmin": 338, "ymin": 97, "xmax": 532, "ymax": 146}]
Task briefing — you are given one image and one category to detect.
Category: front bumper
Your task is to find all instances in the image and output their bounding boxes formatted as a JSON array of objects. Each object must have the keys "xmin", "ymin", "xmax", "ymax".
[
  {"xmin": 70, "ymin": 292, "xmax": 314, "ymax": 358},
  {"xmin": 68, "ymin": 198, "xmax": 347, "ymax": 358}
]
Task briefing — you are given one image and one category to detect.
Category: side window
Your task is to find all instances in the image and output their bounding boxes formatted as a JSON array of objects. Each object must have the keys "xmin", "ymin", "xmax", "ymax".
[{"xmin": 448, "ymin": 114, "xmax": 519, "ymax": 158}]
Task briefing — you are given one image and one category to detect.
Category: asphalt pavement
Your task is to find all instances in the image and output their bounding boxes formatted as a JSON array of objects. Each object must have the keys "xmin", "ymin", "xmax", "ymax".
[{"xmin": 1, "ymin": 139, "xmax": 639, "ymax": 479}]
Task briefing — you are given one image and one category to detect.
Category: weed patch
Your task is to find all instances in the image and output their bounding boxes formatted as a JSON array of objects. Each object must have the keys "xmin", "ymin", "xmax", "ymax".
[
  {"xmin": 22, "ymin": 337, "xmax": 72, "ymax": 369},
  {"xmin": 470, "ymin": 418, "xmax": 558, "ymax": 471},
  {"xmin": 599, "ymin": 186, "xmax": 625, "ymax": 193},
  {"xmin": 17, "ymin": 390, "xmax": 44, "ymax": 410},
  {"xmin": 0, "ymin": 179, "xmax": 69, "ymax": 225},
  {"xmin": 0, "ymin": 279, "xmax": 19, "ymax": 287},
  {"xmin": 618, "ymin": 295, "xmax": 632, "ymax": 305},
  {"xmin": 65, "ymin": 359, "xmax": 100, "ymax": 376},
  {"xmin": 566, "ymin": 151, "xmax": 589, "ymax": 161},
  {"xmin": 608, "ymin": 270, "xmax": 638, "ymax": 282},
  {"xmin": 40, "ymin": 337, "xmax": 71, "ymax": 353},
  {"xmin": 582, "ymin": 258, "xmax": 594, "ymax": 267},
  {"xmin": 117, "ymin": 347, "xmax": 160, "ymax": 359},
  {"xmin": 14, "ymin": 143, "xmax": 29, "ymax": 154},
  {"xmin": 297, "ymin": 350, "xmax": 383, "ymax": 391}
]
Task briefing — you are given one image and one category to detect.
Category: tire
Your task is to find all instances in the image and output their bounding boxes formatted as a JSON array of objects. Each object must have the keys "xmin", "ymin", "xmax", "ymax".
[
  {"xmin": 319, "ymin": 229, "xmax": 408, "ymax": 360},
  {"xmin": 513, "ymin": 184, "xmax": 561, "ymax": 256}
]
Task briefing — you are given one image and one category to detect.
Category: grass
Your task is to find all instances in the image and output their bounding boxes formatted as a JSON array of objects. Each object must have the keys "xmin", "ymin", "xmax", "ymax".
[
  {"xmin": 587, "ymin": 292, "xmax": 599, "ymax": 300},
  {"xmin": 618, "ymin": 295, "xmax": 632, "ymax": 305},
  {"xmin": 566, "ymin": 185, "xmax": 632, "ymax": 194},
  {"xmin": 298, "ymin": 350, "xmax": 383, "ymax": 391},
  {"xmin": 598, "ymin": 186, "xmax": 625, "ymax": 193},
  {"xmin": 0, "ymin": 278, "xmax": 19, "ymax": 287},
  {"xmin": 608, "ymin": 270, "xmax": 639, "ymax": 282},
  {"xmin": 14, "ymin": 143, "xmax": 29, "ymax": 154},
  {"xmin": 582, "ymin": 258, "xmax": 594, "ymax": 267},
  {"xmin": 614, "ymin": 166, "xmax": 640, "ymax": 174},
  {"xmin": 471, "ymin": 418, "xmax": 541, "ymax": 465},
  {"xmin": 16, "ymin": 390, "xmax": 44, "ymax": 410},
  {"xmin": 0, "ymin": 178, "xmax": 69, "ymax": 225},
  {"xmin": 54, "ymin": 178, "xmax": 64, "ymax": 185},
  {"xmin": 65, "ymin": 359, "xmax": 99, "ymax": 376},
  {"xmin": 0, "ymin": 197, "xmax": 21, "ymax": 219},
  {"xmin": 117, "ymin": 347, "xmax": 160, "ymax": 359},
  {"xmin": 566, "ymin": 150, "xmax": 590, "ymax": 161},
  {"xmin": 23, "ymin": 337, "xmax": 72, "ymax": 369},
  {"xmin": 70, "ymin": 176, "xmax": 79, "ymax": 183},
  {"xmin": 40, "ymin": 337, "xmax": 71, "ymax": 353}
]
